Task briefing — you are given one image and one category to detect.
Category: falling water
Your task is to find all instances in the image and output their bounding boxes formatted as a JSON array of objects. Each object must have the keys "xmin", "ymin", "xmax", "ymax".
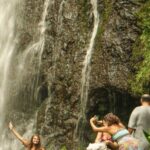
[
  {"xmin": 58, "ymin": 0, "xmax": 66, "ymax": 30},
  {"xmin": 11, "ymin": 0, "xmax": 51, "ymax": 111},
  {"xmin": 75, "ymin": 0, "xmax": 99, "ymax": 143},
  {"xmin": 17, "ymin": 0, "xmax": 50, "ymax": 83},
  {"xmin": 38, "ymin": 0, "xmax": 50, "ymax": 64},
  {"xmin": 80, "ymin": 0, "xmax": 99, "ymax": 116},
  {"xmin": 0, "ymin": 0, "xmax": 19, "ymax": 149},
  {"xmin": 0, "ymin": 0, "xmax": 50, "ymax": 149},
  {"xmin": 0, "ymin": 116, "xmax": 36, "ymax": 150},
  {"xmin": 0, "ymin": 0, "xmax": 18, "ymax": 131},
  {"xmin": 38, "ymin": 0, "xmax": 65, "ymax": 137}
]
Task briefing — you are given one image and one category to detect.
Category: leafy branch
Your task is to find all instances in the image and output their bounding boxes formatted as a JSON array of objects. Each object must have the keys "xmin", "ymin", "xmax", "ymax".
[{"xmin": 143, "ymin": 130, "xmax": 150, "ymax": 144}]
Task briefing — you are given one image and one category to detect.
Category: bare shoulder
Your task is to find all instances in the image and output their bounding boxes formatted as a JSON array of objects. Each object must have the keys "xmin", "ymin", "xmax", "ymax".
[
  {"xmin": 119, "ymin": 122, "xmax": 125, "ymax": 128},
  {"xmin": 98, "ymin": 126, "xmax": 110, "ymax": 132}
]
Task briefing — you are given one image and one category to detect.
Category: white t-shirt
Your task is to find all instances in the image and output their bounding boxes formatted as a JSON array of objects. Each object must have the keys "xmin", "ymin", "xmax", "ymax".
[{"xmin": 86, "ymin": 142, "xmax": 110, "ymax": 150}]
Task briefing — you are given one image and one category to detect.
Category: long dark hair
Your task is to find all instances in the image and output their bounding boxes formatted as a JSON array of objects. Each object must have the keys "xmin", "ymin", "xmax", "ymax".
[{"xmin": 29, "ymin": 134, "xmax": 42, "ymax": 150}]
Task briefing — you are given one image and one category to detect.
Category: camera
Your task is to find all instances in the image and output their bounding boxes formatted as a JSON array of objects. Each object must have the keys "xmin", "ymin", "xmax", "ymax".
[{"xmin": 95, "ymin": 115, "xmax": 99, "ymax": 121}]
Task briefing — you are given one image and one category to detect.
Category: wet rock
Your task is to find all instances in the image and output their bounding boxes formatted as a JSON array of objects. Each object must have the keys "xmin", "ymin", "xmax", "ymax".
[{"xmin": 10, "ymin": 0, "xmax": 146, "ymax": 149}]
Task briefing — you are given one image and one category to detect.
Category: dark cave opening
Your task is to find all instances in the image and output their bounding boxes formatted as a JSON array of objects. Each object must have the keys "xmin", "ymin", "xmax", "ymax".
[{"xmin": 80, "ymin": 86, "xmax": 140, "ymax": 144}]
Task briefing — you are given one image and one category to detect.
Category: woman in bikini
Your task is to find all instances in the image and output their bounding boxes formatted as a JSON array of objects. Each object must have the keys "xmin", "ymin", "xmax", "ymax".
[
  {"xmin": 8, "ymin": 122, "xmax": 45, "ymax": 150},
  {"xmin": 90, "ymin": 113, "xmax": 142, "ymax": 150}
]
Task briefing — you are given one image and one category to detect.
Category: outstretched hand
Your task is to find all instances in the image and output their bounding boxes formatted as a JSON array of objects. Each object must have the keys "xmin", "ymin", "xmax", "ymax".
[{"xmin": 8, "ymin": 122, "xmax": 14, "ymax": 130}]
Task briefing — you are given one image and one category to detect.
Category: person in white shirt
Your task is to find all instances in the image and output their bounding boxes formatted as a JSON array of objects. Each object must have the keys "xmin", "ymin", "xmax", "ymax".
[{"xmin": 128, "ymin": 94, "xmax": 150, "ymax": 150}]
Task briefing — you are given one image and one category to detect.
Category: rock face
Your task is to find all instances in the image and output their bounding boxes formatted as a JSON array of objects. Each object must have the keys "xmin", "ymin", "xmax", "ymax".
[{"xmin": 12, "ymin": 0, "xmax": 145, "ymax": 149}]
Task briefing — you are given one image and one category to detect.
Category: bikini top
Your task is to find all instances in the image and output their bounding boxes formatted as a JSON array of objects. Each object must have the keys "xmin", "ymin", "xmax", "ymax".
[{"xmin": 112, "ymin": 129, "xmax": 129, "ymax": 141}]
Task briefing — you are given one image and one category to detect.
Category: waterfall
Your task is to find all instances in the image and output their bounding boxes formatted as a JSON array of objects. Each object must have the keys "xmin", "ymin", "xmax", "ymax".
[
  {"xmin": 75, "ymin": 0, "xmax": 99, "ymax": 143},
  {"xmin": 0, "ymin": 0, "xmax": 50, "ymax": 149},
  {"xmin": 0, "ymin": 116, "xmax": 36, "ymax": 150},
  {"xmin": 17, "ymin": 0, "xmax": 50, "ymax": 91},
  {"xmin": 38, "ymin": 0, "xmax": 50, "ymax": 64},
  {"xmin": 38, "ymin": 0, "xmax": 65, "ymax": 137},
  {"xmin": 80, "ymin": 0, "xmax": 99, "ymax": 117},
  {"xmin": 0, "ymin": 0, "xmax": 18, "ymax": 131},
  {"xmin": 0, "ymin": 0, "xmax": 19, "ymax": 149},
  {"xmin": 58, "ymin": 0, "xmax": 66, "ymax": 30}
]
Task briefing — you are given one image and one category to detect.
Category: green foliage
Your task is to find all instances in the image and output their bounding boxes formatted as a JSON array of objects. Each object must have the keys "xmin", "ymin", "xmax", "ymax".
[
  {"xmin": 60, "ymin": 145, "xmax": 84, "ymax": 150},
  {"xmin": 95, "ymin": 0, "xmax": 113, "ymax": 48},
  {"xmin": 60, "ymin": 146, "xmax": 67, "ymax": 150},
  {"xmin": 130, "ymin": 1, "xmax": 150, "ymax": 94},
  {"xmin": 143, "ymin": 130, "xmax": 150, "ymax": 144}
]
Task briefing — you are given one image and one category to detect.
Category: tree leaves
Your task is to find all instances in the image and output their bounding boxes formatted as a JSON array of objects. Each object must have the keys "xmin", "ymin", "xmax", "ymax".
[
  {"xmin": 143, "ymin": 130, "xmax": 150, "ymax": 143},
  {"xmin": 131, "ymin": 1, "xmax": 150, "ymax": 94}
]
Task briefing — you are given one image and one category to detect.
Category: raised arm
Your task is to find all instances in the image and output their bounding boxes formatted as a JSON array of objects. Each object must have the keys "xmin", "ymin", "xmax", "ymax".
[
  {"xmin": 8, "ymin": 122, "xmax": 29, "ymax": 147},
  {"xmin": 90, "ymin": 117, "xmax": 109, "ymax": 133}
]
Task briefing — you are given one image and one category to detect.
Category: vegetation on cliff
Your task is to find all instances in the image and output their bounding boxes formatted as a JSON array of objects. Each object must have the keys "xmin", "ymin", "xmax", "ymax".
[{"xmin": 131, "ymin": 1, "xmax": 150, "ymax": 94}]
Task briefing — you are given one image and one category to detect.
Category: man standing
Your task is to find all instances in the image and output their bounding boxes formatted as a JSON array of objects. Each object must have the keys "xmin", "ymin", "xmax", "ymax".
[{"xmin": 128, "ymin": 94, "xmax": 150, "ymax": 150}]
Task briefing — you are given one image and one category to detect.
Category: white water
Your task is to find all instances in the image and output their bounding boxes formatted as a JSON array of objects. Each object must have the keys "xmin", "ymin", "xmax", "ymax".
[
  {"xmin": 14, "ymin": 0, "xmax": 50, "ymax": 105},
  {"xmin": 80, "ymin": 0, "xmax": 99, "ymax": 116},
  {"xmin": 58, "ymin": 0, "xmax": 65, "ymax": 30},
  {"xmin": 0, "ymin": 0, "xmax": 18, "ymax": 131},
  {"xmin": 0, "ymin": 116, "xmax": 36, "ymax": 150},
  {"xmin": 17, "ymin": 0, "xmax": 50, "ymax": 78},
  {"xmin": 0, "ymin": 0, "xmax": 50, "ymax": 149},
  {"xmin": 0, "ymin": 0, "xmax": 19, "ymax": 149},
  {"xmin": 38, "ymin": 0, "xmax": 50, "ymax": 66}
]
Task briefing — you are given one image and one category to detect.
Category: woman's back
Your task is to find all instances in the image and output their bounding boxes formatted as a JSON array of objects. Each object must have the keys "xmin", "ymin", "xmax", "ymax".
[{"xmin": 112, "ymin": 129, "xmax": 142, "ymax": 150}]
